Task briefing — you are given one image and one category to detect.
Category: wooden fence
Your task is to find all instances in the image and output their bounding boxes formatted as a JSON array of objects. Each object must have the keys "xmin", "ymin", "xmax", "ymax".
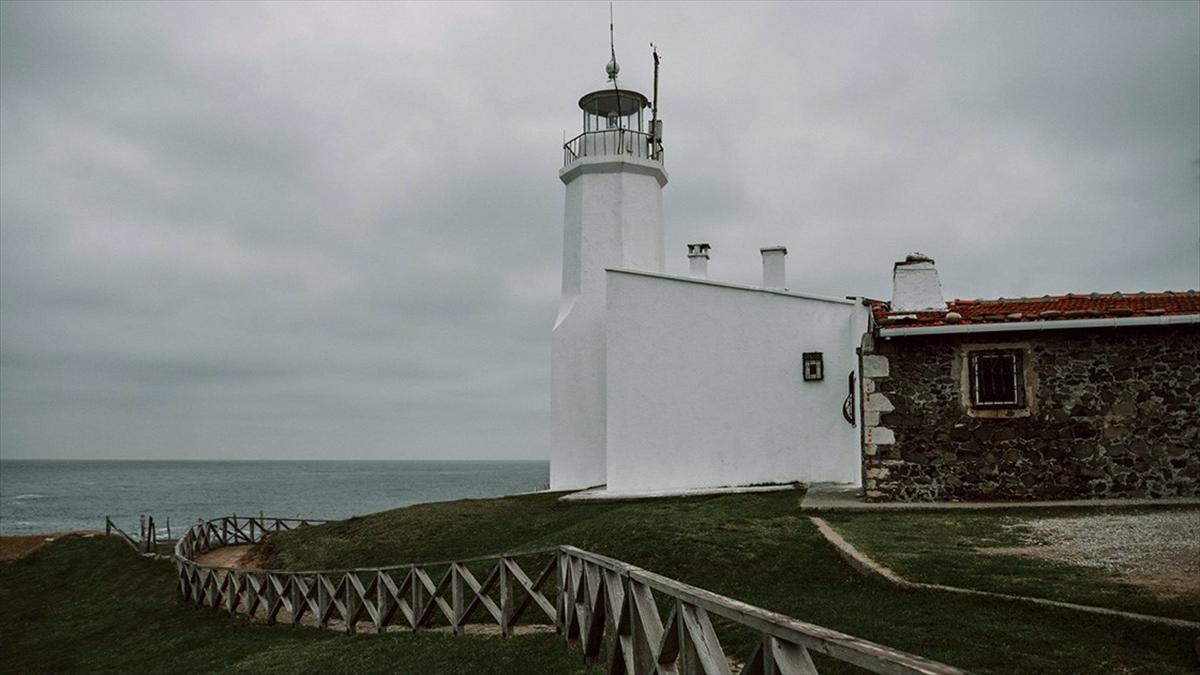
[
  {"xmin": 173, "ymin": 516, "xmax": 967, "ymax": 675},
  {"xmin": 104, "ymin": 516, "xmax": 141, "ymax": 552},
  {"xmin": 105, "ymin": 515, "xmax": 179, "ymax": 555}
]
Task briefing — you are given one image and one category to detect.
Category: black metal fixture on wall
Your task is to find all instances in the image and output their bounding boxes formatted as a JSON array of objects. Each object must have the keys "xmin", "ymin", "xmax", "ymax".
[{"xmin": 842, "ymin": 371, "xmax": 856, "ymax": 425}]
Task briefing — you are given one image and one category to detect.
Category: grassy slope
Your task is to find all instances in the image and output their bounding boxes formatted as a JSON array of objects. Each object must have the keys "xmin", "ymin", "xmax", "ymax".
[
  {"xmin": 822, "ymin": 508, "xmax": 1200, "ymax": 621},
  {"xmin": 259, "ymin": 491, "xmax": 1199, "ymax": 675},
  {"xmin": 0, "ymin": 536, "xmax": 597, "ymax": 675}
]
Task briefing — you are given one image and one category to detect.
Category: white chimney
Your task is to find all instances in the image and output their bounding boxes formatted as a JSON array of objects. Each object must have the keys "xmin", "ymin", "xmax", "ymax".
[
  {"xmin": 891, "ymin": 252, "xmax": 947, "ymax": 312},
  {"xmin": 687, "ymin": 243, "xmax": 710, "ymax": 278},
  {"xmin": 760, "ymin": 246, "xmax": 787, "ymax": 290}
]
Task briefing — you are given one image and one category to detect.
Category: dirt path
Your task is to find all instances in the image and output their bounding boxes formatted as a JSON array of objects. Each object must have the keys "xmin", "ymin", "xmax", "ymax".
[
  {"xmin": 194, "ymin": 544, "xmax": 257, "ymax": 568},
  {"xmin": 0, "ymin": 532, "xmax": 102, "ymax": 561}
]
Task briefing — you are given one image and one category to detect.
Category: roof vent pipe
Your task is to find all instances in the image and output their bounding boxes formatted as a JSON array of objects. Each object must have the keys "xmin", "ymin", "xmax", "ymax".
[
  {"xmin": 891, "ymin": 252, "xmax": 947, "ymax": 312},
  {"xmin": 687, "ymin": 243, "xmax": 710, "ymax": 279},
  {"xmin": 761, "ymin": 246, "xmax": 787, "ymax": 290}
]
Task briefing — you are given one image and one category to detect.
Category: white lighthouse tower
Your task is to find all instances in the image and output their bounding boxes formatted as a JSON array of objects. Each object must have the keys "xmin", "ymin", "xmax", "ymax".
[{"xmin": 550, "ymin": 48, "xmax": 668, "ymax": 490}]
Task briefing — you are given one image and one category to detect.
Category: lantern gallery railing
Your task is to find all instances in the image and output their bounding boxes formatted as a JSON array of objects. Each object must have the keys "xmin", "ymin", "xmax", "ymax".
[
  {"xmin": 173, "ymin": 516, "xmax": 966, "ymax": 675},
  {"xmin": 564, "ymin": 128, "xmax": 663, "ymax": 167}
]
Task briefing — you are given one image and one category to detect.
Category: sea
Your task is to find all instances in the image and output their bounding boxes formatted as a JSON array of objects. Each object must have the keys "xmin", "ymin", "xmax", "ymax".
[{"xmin": 0, "ymin": 460, "xmax": 549, "ymax": 537}]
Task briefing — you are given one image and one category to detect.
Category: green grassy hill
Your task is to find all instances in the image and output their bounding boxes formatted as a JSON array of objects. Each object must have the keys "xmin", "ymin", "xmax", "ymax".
[
  {"xmin": 2, "ymin": 491, "xmax": 1196, "ymax": 674},
  {"xmin": 0, "ymin": 536, "xmax": 594, "ymax": 675},
  {"xmin": 260, "ymin": 490, "xmax": 1199, "ymax": 675},
  {"xmin": 822, "ymin": 508, "xmax": 1200, "ymax": 621}
]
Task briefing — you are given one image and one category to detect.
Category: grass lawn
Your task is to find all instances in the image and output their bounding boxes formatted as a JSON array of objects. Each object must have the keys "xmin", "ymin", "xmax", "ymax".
[
  {"xmin": 0, "ymin": 536, "xmax": 597, "ymax": 675},
  {"xmin": 821, "ymin": 508, "xmax": 1200, "ymax": 622},
  {"xmin": 257, "ymin": 491, "xmax": 1200, "ymax": 674}
]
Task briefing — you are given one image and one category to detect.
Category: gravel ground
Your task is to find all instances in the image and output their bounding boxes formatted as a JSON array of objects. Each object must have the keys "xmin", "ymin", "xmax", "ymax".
[{"xmin": 1011, "ymin": 510, "xmax": 1200, "ymax": 578}]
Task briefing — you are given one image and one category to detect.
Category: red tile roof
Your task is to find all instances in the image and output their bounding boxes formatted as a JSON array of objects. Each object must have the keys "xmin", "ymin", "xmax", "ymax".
[{"xmin": 871, "ymin": 291, "xmax": 1200, "ymax": 328}]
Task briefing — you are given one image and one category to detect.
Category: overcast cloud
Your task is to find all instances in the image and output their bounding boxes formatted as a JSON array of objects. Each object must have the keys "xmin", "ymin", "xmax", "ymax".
[{"xmin": 2, "ymin": 1, "xmax": 1197, "ymax": 460}]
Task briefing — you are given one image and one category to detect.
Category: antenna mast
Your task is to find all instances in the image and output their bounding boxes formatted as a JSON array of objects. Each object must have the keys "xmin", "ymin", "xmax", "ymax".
[
  {"xmin": 651, "ymin": 43, "xmax": 660, "ymax": 156},
  {"xmin": 608, "ymin": 2, "xmax": 622, "ymax": 125},
  {"xmin": 609, "ymin": 3, "xmax": 617, "ymax": 80}
]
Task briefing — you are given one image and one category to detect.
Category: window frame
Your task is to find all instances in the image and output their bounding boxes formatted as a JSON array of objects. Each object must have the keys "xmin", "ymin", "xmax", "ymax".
[
  {"xmin": 955, "ymin": 342, "xmax": 1036, "ymax": 419},
  {"xmin": 968, "ymin": 349, "xmax": 1025, "ymax": 409},
  {"xmin": 802, "ymin": 352, "xmax": 824, "ymax": 382}
]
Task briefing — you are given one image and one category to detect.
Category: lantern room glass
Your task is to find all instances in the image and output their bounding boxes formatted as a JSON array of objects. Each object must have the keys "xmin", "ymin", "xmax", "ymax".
[{"xmin": 583, "ymin": 107, "xmax": 643, "ymax": 133}]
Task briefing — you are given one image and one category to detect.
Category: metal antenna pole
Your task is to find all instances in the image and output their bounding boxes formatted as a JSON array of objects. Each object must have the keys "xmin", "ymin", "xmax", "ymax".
[
  {"xmin": 609, "ymin": 2, "xmax": 616, "ymax": 71},
  {"xmin": 609, "ymin": 2, "xmax": 622, "ymax": 130},
  {"xmin": 651, "ymin": 43, "xmax": 660, "ymax": 157}
]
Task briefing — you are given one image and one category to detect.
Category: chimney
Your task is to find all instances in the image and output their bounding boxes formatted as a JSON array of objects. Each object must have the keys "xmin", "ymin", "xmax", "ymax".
[
  {"xmin": 687, "ymin": 243, "xmax": 710, "ymax": 278},
  {"xmin": 890, "ymin": 252, "xmax": 947, "ymax": 312},
  {"xmin": 760, "ymin": 246, "xmax": 787, "ymax": 290}
]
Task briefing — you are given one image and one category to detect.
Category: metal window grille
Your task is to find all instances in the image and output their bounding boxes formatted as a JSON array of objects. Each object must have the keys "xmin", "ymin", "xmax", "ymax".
[{"xmin": 970, "ymin": 349, "xmax": 1025, "ymax": 408}]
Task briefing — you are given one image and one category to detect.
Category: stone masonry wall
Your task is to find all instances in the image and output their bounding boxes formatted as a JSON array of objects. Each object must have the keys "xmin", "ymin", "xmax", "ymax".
[{"xmin": 861, "ymin": 325, "xmax": 1200, "ymax": 501}]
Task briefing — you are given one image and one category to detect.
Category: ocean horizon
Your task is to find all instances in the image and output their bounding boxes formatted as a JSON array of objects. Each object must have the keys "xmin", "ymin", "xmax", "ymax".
[{"xmin": 0, "ymin": 459, "xmax": 550, "ymax": 536}]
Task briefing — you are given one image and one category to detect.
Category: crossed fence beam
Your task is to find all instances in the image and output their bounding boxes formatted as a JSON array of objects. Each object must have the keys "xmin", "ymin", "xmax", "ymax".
[
  {"xmin": 175, "ymin": 516, "xmax": 558, "ymax": 636},
  {"xmin": 172, "ymin": 516, "xmax": 966, "ymax": 675}
]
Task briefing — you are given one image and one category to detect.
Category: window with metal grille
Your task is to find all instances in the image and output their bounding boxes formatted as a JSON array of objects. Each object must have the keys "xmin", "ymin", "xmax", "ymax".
[{"xmin": 969, "ymin": 349, "xmax": 1025, "ymax": 408}]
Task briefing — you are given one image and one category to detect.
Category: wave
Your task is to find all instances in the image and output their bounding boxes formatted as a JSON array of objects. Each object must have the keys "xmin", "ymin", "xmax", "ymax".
[{"xmin": 10, "ymin": 494, "xmax": 49, "ymax": 501}]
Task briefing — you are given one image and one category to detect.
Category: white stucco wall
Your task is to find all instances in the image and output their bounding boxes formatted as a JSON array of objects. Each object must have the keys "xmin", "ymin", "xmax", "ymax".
[
  {"xmin": 604, "ymin": 270, "xmax": 868, "ymax": 492},
  {"xmin": 550, "ymin": 157, "xmax": 667, "ymax": 490}
]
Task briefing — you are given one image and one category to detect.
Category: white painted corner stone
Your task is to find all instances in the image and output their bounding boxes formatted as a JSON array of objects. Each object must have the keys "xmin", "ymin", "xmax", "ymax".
[
  {"xmin": 861, "ymin": 354, "xmax": 890, "ymax": 378},
  {"xmin": 865, "ymin": 426, "xmax": 895, "ymax": 445},
  {"xmin": 863, "ymin": 392, "xmax": 895, "ymax": 413}
]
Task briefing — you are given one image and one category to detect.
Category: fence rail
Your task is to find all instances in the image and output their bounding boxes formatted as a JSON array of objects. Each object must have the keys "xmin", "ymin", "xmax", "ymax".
[
  {"xmin": 106, "ymin": 514, "xmax": 180, "ymax": 555},
  {"xmin": 170, "ymin": 515, "xmax": 966, "ymax": 674},
  {"xmin": 104, "ymin": 516, "xmax": 140, "ymax": 551},
  {"xmin": 564, "ymin": 129, "xmax": 663, "ymax": 167}
]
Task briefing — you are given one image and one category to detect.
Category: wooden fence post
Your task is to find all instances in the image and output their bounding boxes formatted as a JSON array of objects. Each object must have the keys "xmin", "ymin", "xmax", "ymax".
[
  {"xmin": 451, "ymin": 564, "xmax": 464, "ymax": 635},
  {"xmin": 375, "ymin": 571, "xmax": 389, "ymax": 635},
  {"xmin": 345, "ymin": 573, "xmax": 360, "ymax": 635},
  {"xmin": 556, "ymin": 550, "xmax": 567, "ymax": 635},
  {"xmin": 291, "ymin": 574, "xmax": 304, "ymax": 628},
  {"xmin": 499, "ymin": 556, "xmax": 512, "ymax": 637},
  {"xmin": 315, "ymin": 574, "xmax": 327, "ymax": 630},
  {"xmin": 411, "ymin": 565, "xmax": 422, "ymax": 632}
]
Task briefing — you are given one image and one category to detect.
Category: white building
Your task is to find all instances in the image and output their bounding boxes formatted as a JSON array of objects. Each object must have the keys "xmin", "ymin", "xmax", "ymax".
[{"xmin": 550, "ymin": 56, "xmax": 871, "ymax": 495}]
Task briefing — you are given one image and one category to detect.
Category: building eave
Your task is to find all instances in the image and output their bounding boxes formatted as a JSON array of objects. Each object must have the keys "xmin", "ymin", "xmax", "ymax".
[
  {"xmin": 560, "ymin": 156, "xmax": 668, "ymax": 186},
  {"xmin": 606, "ymin": 268, "xmax": 858, "ymax": 306},
  {"xmin": 877, "ymin": 313, "xmax": 1200, "ymax": 337}
]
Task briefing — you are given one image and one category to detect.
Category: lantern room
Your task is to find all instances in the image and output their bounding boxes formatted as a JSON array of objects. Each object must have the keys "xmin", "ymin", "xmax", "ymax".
[
  {"xmin": 579, "ymin": 88, "xmax": 649, "ymax": 132},
  {"xmin": 564, "ymin": 87, "xmax": 663, "ymax": 166}
]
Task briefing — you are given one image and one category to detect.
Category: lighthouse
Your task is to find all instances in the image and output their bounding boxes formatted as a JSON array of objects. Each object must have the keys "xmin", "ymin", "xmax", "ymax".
[{"xmin": 549, "ymin": 47, "xmax": 668, "ymax": 490}]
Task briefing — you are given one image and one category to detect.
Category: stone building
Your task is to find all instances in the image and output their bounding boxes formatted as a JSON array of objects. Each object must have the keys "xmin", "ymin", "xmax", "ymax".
[{"xmin": 860, "ymin": 255, "xmax": 1200, "ymax": 501}]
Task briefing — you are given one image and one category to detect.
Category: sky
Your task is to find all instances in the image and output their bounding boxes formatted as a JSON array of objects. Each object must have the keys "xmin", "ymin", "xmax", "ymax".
[{"xmin": 1, "ymin": 1, "xmax": 1197, "ymax": 461}]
